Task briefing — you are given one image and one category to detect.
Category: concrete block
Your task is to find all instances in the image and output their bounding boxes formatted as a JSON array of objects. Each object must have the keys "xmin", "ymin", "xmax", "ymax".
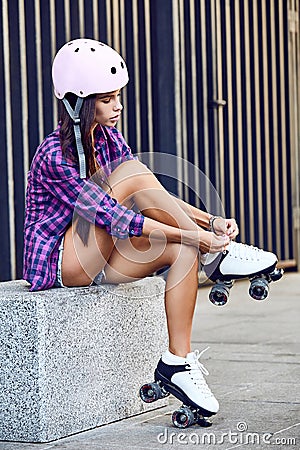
[{"xmin": 0, "ymin": 277, "xmax": 168, "ymax": 442}]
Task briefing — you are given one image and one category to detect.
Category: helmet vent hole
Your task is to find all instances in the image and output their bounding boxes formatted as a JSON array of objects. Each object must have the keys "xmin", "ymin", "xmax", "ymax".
[
  {"xmin": 75, "ymin": 48, "xmax": 79, "ymax": 52},
  {"xmin": 91, "ymin": 48, "xmax": 95, "ymax": 52},
  {"xmin": 99, "ymin": 42, "xmax": 105, "ymax": 46},
  {"xmin": 80, "ymin": 90, "xmax": 83, "ymax": 95},
  {"xmin": 111, "ymin": 67, "xmax": 117, "ymax": 74},
  {"xmin": 120, "ymin": 62, "xmax": 124, "ymax": 68}
]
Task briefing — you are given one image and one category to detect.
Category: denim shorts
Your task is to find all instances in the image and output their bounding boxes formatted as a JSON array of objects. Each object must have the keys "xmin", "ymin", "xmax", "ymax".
[{"xmin": 54, "ymin": 236, "xmax": 105, "ymax": 288}]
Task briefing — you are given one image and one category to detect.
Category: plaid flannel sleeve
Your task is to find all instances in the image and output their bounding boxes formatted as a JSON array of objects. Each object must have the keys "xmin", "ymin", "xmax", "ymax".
[{"xmin": 39, "ymin": 151, "xmax": 144, "ymax": 239}]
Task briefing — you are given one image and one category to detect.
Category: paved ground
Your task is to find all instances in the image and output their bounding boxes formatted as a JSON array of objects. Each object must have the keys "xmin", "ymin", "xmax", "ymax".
[{"xmin": 1, "ymin": 272, "xmax": 299, "ymax": 450}]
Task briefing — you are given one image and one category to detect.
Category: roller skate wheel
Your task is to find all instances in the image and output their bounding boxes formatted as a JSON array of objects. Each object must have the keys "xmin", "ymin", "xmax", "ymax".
[
  {"xmin": 209, "ymin": 285, "xmax": 228, "ymax": 306},
  {"xmin": 249, "ymin": 278, "xmax": 269, "ymax": 300},
  {"xmin": 270, "ymin": 268, "xmax": 284, "ymax": 282},
  {"xmin": 172, "ymin": 407, "xmax": 195, "ymax": 428},
  {"xmin": 139, "ymin": 382, "xmax": 162, "ymax": 403}
]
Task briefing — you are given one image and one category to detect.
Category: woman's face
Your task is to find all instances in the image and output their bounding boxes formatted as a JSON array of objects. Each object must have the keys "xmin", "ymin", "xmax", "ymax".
[{"xmin": 94, "ymin": 89, "xmax": 123, "ymax": 127}]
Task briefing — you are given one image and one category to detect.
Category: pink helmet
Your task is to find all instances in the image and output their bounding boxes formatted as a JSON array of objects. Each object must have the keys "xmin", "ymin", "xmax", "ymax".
[{"xmin": 52, "ymin": 38, "xmax": 129, "ymax": 98}]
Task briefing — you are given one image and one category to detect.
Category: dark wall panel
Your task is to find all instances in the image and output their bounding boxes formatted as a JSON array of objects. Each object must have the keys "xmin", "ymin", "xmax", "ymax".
[{"xmin": 0, "ymin": 0, "xmax": 298, "ymax": 281}]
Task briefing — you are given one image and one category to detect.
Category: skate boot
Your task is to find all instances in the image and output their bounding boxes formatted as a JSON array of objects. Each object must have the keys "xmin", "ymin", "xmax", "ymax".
[
  {"xmin": 139, "ymin": 348, "xmax": 217, "ymax": 427},
  {"xmin": 155, "ymin": 348, "xmax": 219, "ymax": 413},
  {"xmin": 201, "ymin": 241, "xmax": 283, "ymax": 305}
]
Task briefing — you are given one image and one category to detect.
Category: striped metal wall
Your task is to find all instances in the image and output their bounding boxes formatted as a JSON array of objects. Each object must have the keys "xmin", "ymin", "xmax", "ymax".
[
  {"xmin": 289, "ymin": 0, "xmax": 300, "ymax": 269},
  {"xmin": 0, "ymin": 0, "xmax": 299, "ymax": 281},
  {"xmin": 171, "ymin": 0, "xmax": 299, "ymax": 265}
]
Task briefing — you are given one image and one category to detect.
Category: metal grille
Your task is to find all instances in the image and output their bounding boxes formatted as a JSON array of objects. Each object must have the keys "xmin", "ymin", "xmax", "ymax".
[
  {"xmin": 0, "ymin": 0, "xmax": 299, "ymax": 281},
  {"xmin": 172, "ymin": 0, "xmax": 298, "ymax": 265},
  {"xmin": 288, "ymin": 0, "xmax": 300, "ymax": 268}
]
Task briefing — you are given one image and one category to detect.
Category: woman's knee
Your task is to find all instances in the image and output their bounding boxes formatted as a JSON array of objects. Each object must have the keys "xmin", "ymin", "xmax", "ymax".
[
  {"xmin": 108, "ymin": 159, "xmax": 150, "ymax": 186},
  {"xmin": 108, "ymin": 160, "xmax": 158, "ymax": 203}
]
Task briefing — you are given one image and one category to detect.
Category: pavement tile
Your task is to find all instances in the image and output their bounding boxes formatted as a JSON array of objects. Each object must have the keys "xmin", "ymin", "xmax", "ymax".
[{"xmin": 0, "ymin": 272, "xmax": 299, "ymax": 450}]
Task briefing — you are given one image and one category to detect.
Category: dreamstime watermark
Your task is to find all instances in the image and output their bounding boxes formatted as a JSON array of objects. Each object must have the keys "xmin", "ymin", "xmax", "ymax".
[{"xmin": 157, "ymin": 421, "xmax": 297, "ymax": 446}]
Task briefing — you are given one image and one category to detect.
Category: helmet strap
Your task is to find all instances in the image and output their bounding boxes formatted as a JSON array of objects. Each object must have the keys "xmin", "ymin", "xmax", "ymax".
[{"xmin": 62, "ymin": 97, "xmax": 86, "ymax": 179}]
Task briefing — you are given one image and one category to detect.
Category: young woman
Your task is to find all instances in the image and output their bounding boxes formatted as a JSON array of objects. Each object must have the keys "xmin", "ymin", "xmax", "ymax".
[{"xmin": 23, "ymin": 39, "xmax": 278, "ymax": 419}]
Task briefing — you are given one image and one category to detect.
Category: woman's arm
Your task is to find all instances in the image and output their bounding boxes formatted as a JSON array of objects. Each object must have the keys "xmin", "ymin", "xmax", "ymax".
[
  {"xmin": 142, "ymin": 216, "xmax": 229, "ymax": 254},
  {"xmin": 172, "ymin": 196, "xmax": 239, "ymax": 240},
  {"xmin": 172, "ymin": 197, "xmax": 211, "ymax": 229}
]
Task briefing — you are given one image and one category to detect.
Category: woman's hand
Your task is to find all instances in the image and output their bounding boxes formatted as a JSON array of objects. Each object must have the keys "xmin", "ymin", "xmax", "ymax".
[
  {"xmin": 200, "ymin": 230, "xmax": 230, "ymax": 254},
  {"xmin": 211, "ymin": 217, "xmax": 239, "ymax": 240},
  {"xmin": 183, "ymin": 229, "xmax": 230, "ymax": 254}
]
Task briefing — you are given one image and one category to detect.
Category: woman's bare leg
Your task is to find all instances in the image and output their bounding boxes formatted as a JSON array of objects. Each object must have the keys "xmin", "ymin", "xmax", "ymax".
[
  {"xmin": 61, "ymin": 159, "xmax": 201, "ymax": 356},
  {"xmin": 107, "ymin": 160, "xmax": 199, "ymax": 230},
  {"xmin": 61, "ymin": 224, "xmax": 114, "ymax": 286},
  {"xmin": 105, "ymin": 236, "xmax": 199, "ymax": 356},
  {"xmin": 62, "ymin": 159, "xmax": 201, "ymax": 286},
  {"xmin": 62, "ymin": 221, "xmax": 198, "ymax": 356}
]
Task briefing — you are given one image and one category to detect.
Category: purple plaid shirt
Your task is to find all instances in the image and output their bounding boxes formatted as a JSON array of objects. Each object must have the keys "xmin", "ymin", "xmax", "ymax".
[{"xmin": 23, "ymin": 124, "xmax": 144, "ymax": 291}]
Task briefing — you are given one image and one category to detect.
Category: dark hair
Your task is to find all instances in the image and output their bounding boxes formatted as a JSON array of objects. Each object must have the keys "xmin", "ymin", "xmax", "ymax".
[{"xmin": 59, "ymin": 93, "xmax": 110, "ymax": 246}]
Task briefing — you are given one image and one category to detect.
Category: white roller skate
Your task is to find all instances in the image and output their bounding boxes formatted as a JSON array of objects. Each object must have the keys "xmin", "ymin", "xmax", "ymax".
[
  {"xmin": 201, "ymin": 241, "xmax": 283, "ymax": 306},
  {"xmin": 140, "ymin": 348, "xmax": 217, "ymax": 428}
]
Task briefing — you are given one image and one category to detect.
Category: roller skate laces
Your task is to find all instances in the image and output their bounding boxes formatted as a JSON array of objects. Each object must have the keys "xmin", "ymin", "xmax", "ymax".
[
  {"xmin": 228, "ymin": 242, "xmax": 264, "ymax": 261},
  {"xmin": 186, "ymin": 348, "xmax": 214, "ymax": 399}
]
